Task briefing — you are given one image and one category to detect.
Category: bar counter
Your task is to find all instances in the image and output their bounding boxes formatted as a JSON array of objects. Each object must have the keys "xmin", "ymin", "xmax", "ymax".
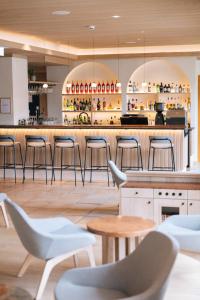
[{"xmin": 0, "ymin": 124, "xmax": 191, "ymax": 171}]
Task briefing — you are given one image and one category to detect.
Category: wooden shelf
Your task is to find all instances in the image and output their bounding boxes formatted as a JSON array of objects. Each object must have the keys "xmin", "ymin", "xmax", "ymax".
[
  {"xmin": 29, "ymin": 80, "xmax": 60, "ymax": 85},
  {"xmin": 62, "ymin": 110, "xmax": 122, "ymax": 113},
  {"xmin": 62, "ymin": 93, "xmax": 122, "ymax": 96},
  {"xmin": 126, "ymin": 92, "xmax": 190, "ymax": 95}
]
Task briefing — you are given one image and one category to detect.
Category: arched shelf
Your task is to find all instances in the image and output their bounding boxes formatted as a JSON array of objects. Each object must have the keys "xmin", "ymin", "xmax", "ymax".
[
  {"xmin": 62, "ymin": 62, "xmax": 122, "ymax": 126},
  {"xmin": 126, "ymin": 59, "xmax": 191, "ymax": 125}
]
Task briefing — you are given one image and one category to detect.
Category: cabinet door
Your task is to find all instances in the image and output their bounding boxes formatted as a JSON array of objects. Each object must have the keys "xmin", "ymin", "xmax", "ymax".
[
  {"xmin": 154, "ymin": 198, "xmax": 187, "ymax": 224},
  {"xmin": 120, "ymin": 197, "xmax": 154, "ymax": 220},
  {"xmin": 188, "ymin": 200, "xmax": 200, "ymax": 214}
]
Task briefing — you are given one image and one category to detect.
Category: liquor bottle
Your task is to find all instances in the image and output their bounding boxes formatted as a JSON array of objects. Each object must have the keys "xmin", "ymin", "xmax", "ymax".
[
  {"xmin": 156, "ymin": 83, "xmax": 160, "ymax": 93},
  {"xmin": 127, "ymin": 99, "xmax": 131, "ymax": 111},
  {"xmin": 76, "ymin": 98, "xmax": 80, "ymax": 111},
  {"xmin": 170, "ymin": 83, "xmax": 175, "ymax": 93},
  {"xmin": 179, "ymin": 84, "xmax": 182, "ymax": 93},
  {"xmin": 187, "ymin": 97, "xmax": 191, "ymax": 110},
  {"xmin": 111, "ymin": 81, "xmax": 115, "ymax": 93},
  {"xmin": 152, "ymin": 83, "xmax": 156, "ymax": 93},
  {"xmin": 175, "ymin": 84, "xmax": 179, "ymax": 93},
  {"xmin": 97, "ymin": 98, "xmax": 101, "ymax": 110},
  {"xmin": 71, "ymin": 81, "xmax": 75, "ymax": 93},
  {"xmin": 163, "ymin": 84, "xmax": 167, "ymax": 93},
  {"xmin": 131, "ymin": 98, "xmax": 135, "ymax": 110},
  {"xmin": 85, "ymin": 82, "xmax": 88, "ymax": 93},
  {"xmin": 148, "ymin": 82, "xmax": 151, "ymax": 93},
  {"xmin": 187, "ymin": 84, "xmax": 190, "ymax": 93},
  {"xmin": 102, "ymin": 81, "xmax": 105, "ymax": 93},
  {"xmin": 128, "ymin": 81, "xmax": 132, "ymax": 93},
  {"xmin": 133, "ymin": 82, "xmax": 136, "ymax": 92},
  {"xmin": 160, "ymin": 82, "xmax": 164, "ymax": 93},
  {"xmin": 115, "ymin": 80, "xmax": 119, "ymax": 93},
  {"xmin": 73, "ymin": 99, "xmax": 77, "ymax": 111},
  {"xmin": 80, "ymin": 82, "xmax": 84, "ymax": 93},
  {"xmin": 182, "ymin": 84, "xmax": 186, "ymax": 93},
  {"xmin": 89, "ymin": 82, "xmax": 92, "ymax": 93},
  {"xmin": 97, "ymin": 82, "xmax": 101, "ymax": 93},
  {"xmin": 103, "ymin": 98, "xmax": 106, "ymax": 110},
  {"xmin": 66, "ymin": 82, "xmax": 71, "ymax": 94},
  {"xmin": 106, "ymin": 81, "xmax": 110, "ymax": 93},
  {"xmin": 167, "ymin": 84, "xmax": 171, "ymax": 93},
  {"xmin": 76, "ymin": 82, "xmax": 79, "ymax": 94},
  {"xmin": 93, "ymin": 84, "xmax": 97, "ymax": 94}
]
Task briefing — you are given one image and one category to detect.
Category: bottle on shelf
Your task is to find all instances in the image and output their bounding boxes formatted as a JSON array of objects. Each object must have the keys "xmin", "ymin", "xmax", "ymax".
[
  {"xmin": 148, "ymin": 82, "xmax": 151, "ymax": 93},
  {"xmin": 97, "ymin": 82, "xmax": 101, "ymax": 93},
  {"xmin": 103, "ymin": 98, "xmax": 106, "ymax": 110},
  {"xmin": 76, "ymin": 82, "xmax": 79, "ymax": 94},
  {"xmin": 170, "ymin": 83, "xmax": 175, "ymax": 93},
  {"xmin": 97, "ymin": 98, "xmax": 101, "ymax": 110},
  {"xmin": 179, "ymin": 84, "xmax": 182, "ymax": 93},
  {"xmin": 106, "ymin": 81, "xmax": 110, "ymax": 93},
  {"xmin": 85, "ymin": 82, "xmax": 88, "ymax": 93},
  {"xmin": 66, "ymin": 82, "xmax": 71, "ymax": 94},
  {"xmin": 187, "ymin": 97, "xmax": 191, "ymax": 111},
  {"xmin": 152, "ymin": 83, "xmax": 156, "ymax": 93},
  {"xmin": 156, "ymin": 83, "xmax": 160, "ymax": 93},
  {"xmin": 111, "ymin": 81, "xmax": 115, "ymax": 93},
  {"xmin": 160, "ymin": 82, "xmax": 164, "ymax": 93},
  {"xmin": 89, "ymin": 82, "xmax": 92, "ymax": 93},
  {"xmin": 71, "ymin": 81, "xmax": 75, "ymax": 93},
  {"xmin": 127, "ymin": 99, "xmax": 131, "ymax": 111},
  {"xmin": 102, "ymin": 81, "xmax": 105, "ymax": 93},
  {"xmin": 115, "ymin": 80, "xmax": 119, "ymax": 93},
  {"xmin": 133, "ymin": 82, "xmax": 137, "ymax": 92},
  {"xmin": 128, "ymin": 81, "xmax": 133, "ymax": 93},
  {"xmin": 80, "ymin": 82, "xmax": 84, "ymax": 93},
  {"xmin": 175, "ymin": 84, "xmax": 179, "ymax": 93}
]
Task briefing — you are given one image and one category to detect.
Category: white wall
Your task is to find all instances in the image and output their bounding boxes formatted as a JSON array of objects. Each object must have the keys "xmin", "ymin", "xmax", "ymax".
[{"xmin": 0, "ymin": 56, "xmax": 29, "ymax": 125}]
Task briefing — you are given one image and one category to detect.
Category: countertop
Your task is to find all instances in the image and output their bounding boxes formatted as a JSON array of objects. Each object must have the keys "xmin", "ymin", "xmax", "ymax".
[
  {"xmin": 122, "ymin": 181, "xmax": 200, "ymax": 190},
  {"xmin": 0, "ymin": 124, "xmax": 192, "ymax": 130}
]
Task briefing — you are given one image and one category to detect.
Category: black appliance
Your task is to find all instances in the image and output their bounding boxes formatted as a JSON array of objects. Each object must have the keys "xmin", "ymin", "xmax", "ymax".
[
  {"xmin": 155, "ymin": 102, "xmax": 165, "ymax": 125},
  {"xmin": 120, "ymin": 114, "xmax": 148, "ymax": 125},
  {"xmin": 166, "ymin": 109, "xmax": 187, "ymax": 125}
]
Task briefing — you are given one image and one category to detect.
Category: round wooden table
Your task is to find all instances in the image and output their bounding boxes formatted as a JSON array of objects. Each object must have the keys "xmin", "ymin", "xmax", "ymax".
[{"xmin": 87, "ymin": 215, "xmax": 156, "ymax": 264}]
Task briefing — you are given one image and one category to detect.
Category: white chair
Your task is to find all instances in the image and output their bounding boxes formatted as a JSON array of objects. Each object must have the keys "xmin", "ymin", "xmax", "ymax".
[
  {"xmin": 0, "ymin": 193, "xmax": 9, "ymax": 228},
  {"xmin": 4, "ymin": 197, "xmax": 96, "ymax": 300},
  {"xmin": 55, "ymin": 231, "xmax": 178, "ymax": 300},
  {"xmin": 158, "ymin": 214, "xmax": 200, "ymax": 252},
  {"xmin": 108, "ymin": 160, "xmax": 127, "ymax": 188}
]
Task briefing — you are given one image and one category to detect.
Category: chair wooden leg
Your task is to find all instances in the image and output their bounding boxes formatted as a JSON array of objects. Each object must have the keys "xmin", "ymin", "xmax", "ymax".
[
  {"xmin": 86, "ymin": 245, "xmax": 96, "ymax": 267},
  {"xmin": 73, "ymin": 254, "xmax": 78, "ymax": 267},
  {"xmin": 0, "ymin": 201, "xmax": 9, "ymax": 228},
  {"xmin": 17, "ymin": 254, "xmax": 33, "ymax": 277}
]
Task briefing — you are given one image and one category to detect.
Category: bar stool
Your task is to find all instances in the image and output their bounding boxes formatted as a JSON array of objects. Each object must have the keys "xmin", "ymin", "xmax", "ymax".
[
  {"xmin": 23, "ymin": 135, "xmax": 53, "ymax": 184},
  {"xmin": 148, "ymin": 136, "xmax": 175, "ymax": 171},
  {"xmin": 51, "ymin": 136, "xmax": 84, "ymax": 186},
  {"xmin": 83, "ymin": 136, "xmax": 111, "ymax": 186},
  {"xmin": 115, "ymin": 136, "xmax": 143, "ymax": 171},
  {"xmin": 0, "ymin": 135, "xmax": 23, "ymax": 183}
]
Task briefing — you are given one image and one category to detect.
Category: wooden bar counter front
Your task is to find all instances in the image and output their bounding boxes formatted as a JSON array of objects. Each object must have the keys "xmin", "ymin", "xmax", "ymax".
[{"xmin": 0, "ymin": 125, "xmax": 191, "ymax": 171}]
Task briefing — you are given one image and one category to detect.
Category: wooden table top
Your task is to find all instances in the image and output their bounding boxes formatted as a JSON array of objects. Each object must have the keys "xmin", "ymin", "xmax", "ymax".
[{"xmin": 87, "ymin": 215, "xmax": 156, "ymax": 238}]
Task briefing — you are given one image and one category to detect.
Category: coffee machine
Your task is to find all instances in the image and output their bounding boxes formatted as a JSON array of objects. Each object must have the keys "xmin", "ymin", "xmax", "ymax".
[{"xmin": 154, "ymin": 102, "xmax": 165, "ymax": 125}]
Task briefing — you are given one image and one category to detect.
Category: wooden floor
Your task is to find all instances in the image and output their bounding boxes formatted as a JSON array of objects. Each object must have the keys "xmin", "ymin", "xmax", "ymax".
[{"xmin": 0, "ymin": 175, "xmax": 200, "ymax": 300}]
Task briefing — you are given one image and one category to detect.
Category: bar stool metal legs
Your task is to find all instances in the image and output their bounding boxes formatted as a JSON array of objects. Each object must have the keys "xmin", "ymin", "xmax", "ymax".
[
  {"xmin": 83, "ymin": 136, "xmax": 111, "ymax": 186},
  {"xmin": 23, "ymin": 135, "xmax": 52, "ymax": 184},
  {"xmin": 51, "ymin": 136, "xmax": 83, "ymax": 186},
  {"xmin": 115, "ymin": 136, "xmax": 143, "ymax": 171},
  {"xmin": 148, "ymin": 136, "xmax": 175, "ymax": 171},
  {"xmin": 0, "ymin": 135, "xmax": 23, "ymax": 183}
]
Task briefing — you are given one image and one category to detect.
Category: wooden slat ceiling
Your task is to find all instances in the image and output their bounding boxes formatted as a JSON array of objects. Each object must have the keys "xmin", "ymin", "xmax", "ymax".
[{"xmin": 0, "ymin": 0, "xmax": 200, "ymax": 49}]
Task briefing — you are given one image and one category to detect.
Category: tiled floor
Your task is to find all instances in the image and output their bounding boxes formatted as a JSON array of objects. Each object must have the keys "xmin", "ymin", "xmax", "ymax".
[{"xmin": 0, "ymin": 175, "xmax": 200, "ymax": 300}]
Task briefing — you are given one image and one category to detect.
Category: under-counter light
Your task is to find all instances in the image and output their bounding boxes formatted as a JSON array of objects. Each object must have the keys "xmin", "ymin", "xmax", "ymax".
[
  {"xmin": 52, "ymin": 11, "xmax": 71, "ymax": 16},
  {"xmin": 126, "ymin": 41, "xmax": 136, "ymax": 44}
]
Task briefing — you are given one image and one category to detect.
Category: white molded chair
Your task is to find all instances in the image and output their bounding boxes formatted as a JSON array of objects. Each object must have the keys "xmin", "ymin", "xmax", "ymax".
[
  {"xmin": 158, "ymin": 214, "xmax": 200, "ymax": 252},
  {"xmin": 55, "ymin": 231, "xmax": 178, "ymax": 300},
  {"xmin": 0, "ymin": 193, "xmax": 9, "ymax": 228},
  {"xmin": 108, "ymin": 160, "xmax": 127, "ymax": 188},
  {"xmin": 4, "ymin": 197, "xmax": 96, "ymax": 300}
]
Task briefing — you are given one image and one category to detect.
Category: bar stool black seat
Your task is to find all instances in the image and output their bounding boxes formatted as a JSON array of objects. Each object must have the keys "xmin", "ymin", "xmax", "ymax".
[
  {"xmin": 51, "ymin": 136, "xmax": 83, "ymax": 186},
  {"xmin": 23, "ymin": 135, "xmax": 53, "ymax": 184},
  {"xmin": 148, "ymin": 136, "xmax": 175, "ymax": 171},
  {"xmin": 115, "ymin": 136, "xmax": 143, "ymax": 171},
  {"xmin": 0, "ymin": 135, "xmax": 23, "ymax": 183},
  {"xmin": 83, "ymin": 136, "xmax": 111, "ymax": 186}
]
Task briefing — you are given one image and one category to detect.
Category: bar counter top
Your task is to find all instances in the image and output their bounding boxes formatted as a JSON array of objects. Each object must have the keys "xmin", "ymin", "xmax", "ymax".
[{"xmin": 0, "ymin": 124, "xmax": 191, "ymax": 130}]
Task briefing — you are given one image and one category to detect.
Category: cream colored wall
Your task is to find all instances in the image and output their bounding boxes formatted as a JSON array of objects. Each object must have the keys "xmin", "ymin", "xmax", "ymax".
[{"xmin": 0, "ymin": 57, "xmax": 29, "ymax": 125}]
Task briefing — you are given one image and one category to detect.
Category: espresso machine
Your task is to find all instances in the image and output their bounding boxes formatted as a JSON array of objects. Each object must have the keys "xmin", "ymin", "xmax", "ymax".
[{"xmin": 154, "ymin": 102, "xmax": 165, "ymax": 125}]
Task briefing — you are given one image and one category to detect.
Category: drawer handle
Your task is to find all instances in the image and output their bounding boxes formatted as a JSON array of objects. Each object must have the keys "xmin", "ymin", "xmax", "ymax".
[
  {"xmin": 172, "ymin": 193, "xmax": 176, "ymax": 196},
  {"xmin": 181, "ymin": 202, "xmax": 185, "ymax": 206},
  {"xmin": 179, "ymin": 193, "xmax": 182, "ymax": 196},
  {"xmin": 147, "ymin": 201, "xmax": 151, "ymax": 205},
  {"xmin": 189, "ymin": 203, "xmax": 193, "ymax": 206},
  {"xmin": 158, "ymin": 192, "xmax": 162, "ymax": 196},
  {"xmin": 165, "ymin": 192, "xmax": 169, "ymax": 196},
  {"xmin": 135, "ymin": 192, "xmax": 138, "ymax": 195}
]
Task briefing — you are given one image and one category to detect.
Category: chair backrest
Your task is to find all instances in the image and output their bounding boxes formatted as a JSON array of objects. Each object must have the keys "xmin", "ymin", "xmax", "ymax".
[
  {"xmin": 117, "ymin": 231, "xmax": 178, "ymax": 300},
  {"xmin": 25, "ymin": 135, "xmax": 47, "ymax": 143},
  {"xmin": 108, "ymin": 160, "xmax": 127, "ymax": 188},
  {"xmin": 5, "ymin": 197, "xmax": 51, "ymax": 259},
  {"xmin": 85, "ymin": 136, "xmax": 107, "ymax": 144}
]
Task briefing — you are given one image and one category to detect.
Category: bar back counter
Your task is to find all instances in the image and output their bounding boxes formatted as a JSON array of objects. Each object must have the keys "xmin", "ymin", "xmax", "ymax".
[{"xmin": 0, "ymin": 124, "xmax": 191, "ymax": 174}]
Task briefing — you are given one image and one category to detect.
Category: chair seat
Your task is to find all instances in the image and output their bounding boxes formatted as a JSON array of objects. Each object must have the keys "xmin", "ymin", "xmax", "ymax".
[
  {"xmin": 117, "ymin": 142, "xmax": 140, "ymax": 149},
  {"xmin": 87, "ymin": 142, "xmax": 110, "ymax": 149},
  {"xmin": 151, "ymin": 142, "xmax": 174, "ymax": 149},
  {"xmin": 55, "ymin": 271, "xmax": 127, "ymax": 300},
  {"xmin": 55, "ymin": 142, "xmax": 79, "ymax": 148},
  {"xmin": 27, "ymin": 141, "xmax": 50, "ymax": 147},
  {"xmin": 0, "ymin": 141, "xmax": 20, "ymax": 146}
]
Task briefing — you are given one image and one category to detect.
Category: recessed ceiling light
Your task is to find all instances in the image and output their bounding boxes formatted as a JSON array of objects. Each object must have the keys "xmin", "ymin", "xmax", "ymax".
[
  {"xmin": 52, "ymin": 10, "xmax": 71, "ymax": 16},
  {"xmin": 112, "ymin": 15, "xmax": 121, "ymax": 19},
  {"xmin": 126, "ymin": 41, "xmax": 136, "ymax": 44}
]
